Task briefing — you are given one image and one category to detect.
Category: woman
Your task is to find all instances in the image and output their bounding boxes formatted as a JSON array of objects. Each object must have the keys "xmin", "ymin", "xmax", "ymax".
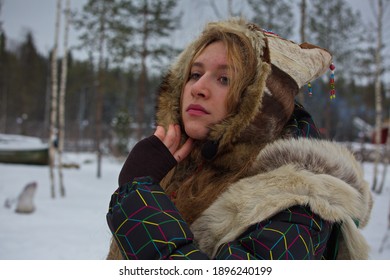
[{"xmin": 106, "ymin": 18, "xmax": 372, "ymax": 260}]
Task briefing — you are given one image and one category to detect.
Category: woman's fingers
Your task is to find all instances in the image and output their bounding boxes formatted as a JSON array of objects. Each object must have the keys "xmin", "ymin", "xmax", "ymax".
[
  {"xmin": 154, "ymin": 124, "xmax": 194, "ymax": 162},
  {"xmin": 155, "ymin": 125, "xmax": 178, "ymax": 149},
  {"xmin": 173, "ymin": 137, "xmax": 194, "ymax": 162},
  {"xmin": 164, "ymin": 124, "xmax": 179, "ymax": 152},
  {"xmin": 153, "ymin": 125, "xmax": 166, "ymax": 141}
]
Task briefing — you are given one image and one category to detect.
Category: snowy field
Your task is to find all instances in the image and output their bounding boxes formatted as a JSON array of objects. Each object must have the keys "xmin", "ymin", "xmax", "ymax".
[{"xmin": 0, "ymin": 151, "xmax": 390, "ymax": 260}]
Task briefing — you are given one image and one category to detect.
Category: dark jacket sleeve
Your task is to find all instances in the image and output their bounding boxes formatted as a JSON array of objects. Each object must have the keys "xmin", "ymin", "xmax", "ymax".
[
  {"xmin": 118, "ymin": 135, "xmax": 177, "ymax": 186},
  {"xmin": 107, "ymin": 177, "xmax": 332, "ymax": 260}
]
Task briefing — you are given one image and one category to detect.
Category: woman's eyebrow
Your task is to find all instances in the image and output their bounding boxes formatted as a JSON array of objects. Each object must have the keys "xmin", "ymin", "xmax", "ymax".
[
  {"xmin": 191, "ymin": 62, "xmax": 204, "ymax": 69},
  {"xmin": 191, "ymin": 61, "xmax": 229, "ymax": 70}
]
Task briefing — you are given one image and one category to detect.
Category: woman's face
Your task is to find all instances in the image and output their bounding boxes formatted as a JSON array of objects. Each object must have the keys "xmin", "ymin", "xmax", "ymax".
[{"xmin": 181, "ymin": 41, "xmax": 230, "ymax": 140}]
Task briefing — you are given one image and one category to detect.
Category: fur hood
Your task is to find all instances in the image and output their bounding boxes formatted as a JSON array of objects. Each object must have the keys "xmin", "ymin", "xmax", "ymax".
[
  {"xmin": 156, "ymin": 18, "xmax": 332, "ymax": 166},
  {"xmin": 191, "ymin": 137, "xmax": 373, "ymax": 259}
]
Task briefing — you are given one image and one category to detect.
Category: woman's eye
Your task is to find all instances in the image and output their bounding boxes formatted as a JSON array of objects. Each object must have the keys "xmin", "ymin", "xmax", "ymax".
[
  {"xmin": 189, "ymin": 72, "xmax": 201, "ymax": 80},
  {"xmin": 219, "ymin": 76, "xmax": 230, "ymax": 85}
]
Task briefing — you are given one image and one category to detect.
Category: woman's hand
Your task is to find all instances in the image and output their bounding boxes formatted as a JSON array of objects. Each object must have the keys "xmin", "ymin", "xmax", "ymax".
[{"xmin": 154, "ymin": 124, "xmax": 193, "ymax": 163}]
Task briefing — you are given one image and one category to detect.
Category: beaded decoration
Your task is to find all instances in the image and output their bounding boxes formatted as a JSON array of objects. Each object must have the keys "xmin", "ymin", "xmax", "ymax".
[
  {"xmin": 306, "ymin": 63, "xmax": 336, "ymax": 99},
  {"xmin": 261, "ymin": 28, "xmax": 280, "ymax": 37},
  {"xmin": 307, "ymin": 82, "xmax": 313, "ymax": 96},
  {"xmin": 329, "ymin": 63, "xmax": 336, "ymax": 99}
]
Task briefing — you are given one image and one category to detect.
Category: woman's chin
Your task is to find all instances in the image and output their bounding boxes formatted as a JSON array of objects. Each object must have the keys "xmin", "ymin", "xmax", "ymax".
[{"xmin": 184, "ymin": 126, "xmax": 209, "ymax": 140}]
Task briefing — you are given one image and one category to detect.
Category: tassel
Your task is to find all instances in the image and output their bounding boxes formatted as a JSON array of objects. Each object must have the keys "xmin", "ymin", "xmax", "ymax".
[
  {"xmin": 329, "ymin": 63, "xmax": 336, "ymax": 99},
  {"xmin": 307, "ymin": 82, "xmax": 313, "ymax": 96},
  {"xmin": 306, "ymin": 63, "xmax": 336, "ymax": 98}
]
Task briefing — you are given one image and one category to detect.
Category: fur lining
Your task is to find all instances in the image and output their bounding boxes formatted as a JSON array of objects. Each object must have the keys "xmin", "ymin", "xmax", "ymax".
[
  {"xmin": 191, "ymin": 138, "xmax": 372, "ymax": 259},
  {"xmin": 156, "ymin": 18, "xmax": 271, "ymax": 150}
]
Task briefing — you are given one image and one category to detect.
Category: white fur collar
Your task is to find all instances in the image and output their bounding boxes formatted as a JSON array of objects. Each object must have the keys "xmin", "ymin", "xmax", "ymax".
[{"xmin": 190, "ymin": 138, "xmax": 372, "ymax": 259}]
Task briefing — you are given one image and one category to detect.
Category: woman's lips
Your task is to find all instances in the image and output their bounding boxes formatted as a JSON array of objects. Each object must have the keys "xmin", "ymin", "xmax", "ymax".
[{"xmin": 186, "ymin": 104, "xmax": 210, "ymax": 116}]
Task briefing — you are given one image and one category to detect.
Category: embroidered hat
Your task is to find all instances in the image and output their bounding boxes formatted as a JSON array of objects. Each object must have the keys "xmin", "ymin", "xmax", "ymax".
[{"xmin": 264, "ymin": 31, "xmax": 332, "ymax": 89}]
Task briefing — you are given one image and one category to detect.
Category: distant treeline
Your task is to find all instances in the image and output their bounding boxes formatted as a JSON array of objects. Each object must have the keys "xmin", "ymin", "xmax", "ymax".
[{"xmin": 0, "ymin": 0, "xmax": 388, "ymax": 156}]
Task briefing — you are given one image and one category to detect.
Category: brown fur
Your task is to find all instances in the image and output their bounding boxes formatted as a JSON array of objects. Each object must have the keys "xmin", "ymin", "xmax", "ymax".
[{"xmin": 106, "ymin": 238, "xmax": 123, "ymax": 260}]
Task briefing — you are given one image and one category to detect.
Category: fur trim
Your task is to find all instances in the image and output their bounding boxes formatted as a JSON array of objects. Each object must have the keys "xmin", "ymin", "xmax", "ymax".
[
  {"xmin": 191, "ymin": 138, "xmax": 372, "ymax": 259},
  {"xmin": 156, "ymin": 18, "xmax": 331, "ymax": 163},
  {"xmin": 156, "ymin": 18, "xmax": 272, "ymax": 149}
]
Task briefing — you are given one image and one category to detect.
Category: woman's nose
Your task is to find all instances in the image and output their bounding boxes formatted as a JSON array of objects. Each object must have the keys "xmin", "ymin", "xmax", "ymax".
[{"xmin": 191, "ymin": 75, "xmax": 210, "ymax": 98}]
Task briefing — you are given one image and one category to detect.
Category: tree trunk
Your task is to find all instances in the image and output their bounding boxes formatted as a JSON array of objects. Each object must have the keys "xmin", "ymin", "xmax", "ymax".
[
  {"xmin": 0, "ymin": 13, "xmax": 6, "ymax": 133},
  {"xmin": 49, "ymin": 0, "xmax": 61, "ymax": 199},
  {"xmin": 95, "ymin": 1, "xmax": 106, "ymax": 178},
  {"xmin": 58, "ymin": 0, "xmax": 70, "ymax": 197},
  {"xmin": 0, "ymin": 87, "xmax": 7, "ymax": 133},
  {"xmin": 136, "ymin": 3, "xmax": 149, "ymax": 140},
  {"xmin": 372, "ymin": 0, "xmax": 384, "ymax": 193},
  {"xmin": 297, "ymin": 0, "xmax": 306, "ymax": 105},
  {"xmin": 96, "ymin": 67, "xmax": 104, "ymax": 178}
]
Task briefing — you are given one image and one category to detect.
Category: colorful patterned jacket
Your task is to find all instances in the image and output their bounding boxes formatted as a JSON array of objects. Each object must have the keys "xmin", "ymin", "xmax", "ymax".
[{"xmin": 106, "ymin": 104, "xmax": 372, "ymax": 260}]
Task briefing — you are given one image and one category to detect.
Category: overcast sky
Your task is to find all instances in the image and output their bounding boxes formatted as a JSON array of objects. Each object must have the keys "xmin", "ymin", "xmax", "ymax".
[{"xmin": 0, "ymin": 0, "xmax": 382, "ymax": 60}]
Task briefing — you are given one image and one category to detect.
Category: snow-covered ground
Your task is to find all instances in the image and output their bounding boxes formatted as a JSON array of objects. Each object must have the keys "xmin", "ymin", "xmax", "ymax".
[
  {"xmin": 0, "ymin": 150, "xmax": 389, "ymax": 260},
  {"xmin": 0, "ymin": 152, "xmax": 116, "ymax": 260}
]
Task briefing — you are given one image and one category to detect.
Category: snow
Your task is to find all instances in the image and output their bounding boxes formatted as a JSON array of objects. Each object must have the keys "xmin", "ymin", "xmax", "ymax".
[
  {"xmin": 0, "ymin": 149, "xmax": 390, "ymax": 260},
  {"xmin": 0, "ymin": 152, "xmax": 116, "ymax": 260},
  {"xmin": 0, "ymin": 133, "xmax": 48, "ymax": 150}
]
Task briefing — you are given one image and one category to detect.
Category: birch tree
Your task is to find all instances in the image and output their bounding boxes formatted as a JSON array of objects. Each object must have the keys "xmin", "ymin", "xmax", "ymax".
[
  {"xmin": 297, "ymin": 0, "xmax": 307, "ymax": 105},
  {"xmin": 49, "ymin": 0, "xmax": 62, "ymax": 198},
  {"xmin": 57, "ymin": 0, "xmax": 71, "ymax": 197}
]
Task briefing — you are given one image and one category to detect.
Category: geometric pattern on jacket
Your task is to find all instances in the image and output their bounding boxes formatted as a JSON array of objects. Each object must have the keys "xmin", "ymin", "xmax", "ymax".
[
  {"xmin": 106, "ymin": 104, "xmax": 373, "ymax": 260},
  {"xmin": 107, "ymin": 177, "xmax": 332, "ymax": 260}
]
